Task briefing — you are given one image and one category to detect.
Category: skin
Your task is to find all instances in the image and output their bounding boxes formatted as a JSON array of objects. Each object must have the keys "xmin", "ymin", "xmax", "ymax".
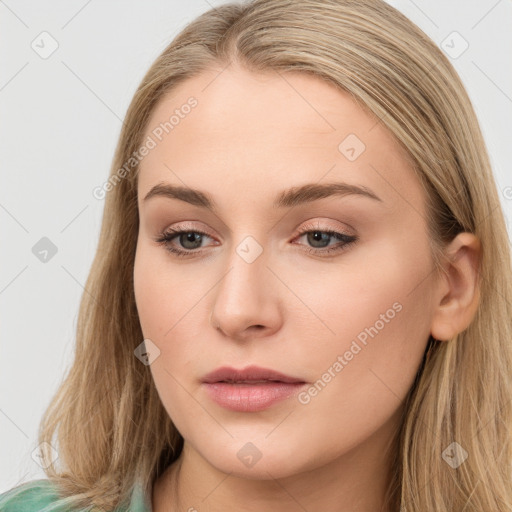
[{"xmin": 133, "ymin": 63, "xmax": 481, "ymax": 511}]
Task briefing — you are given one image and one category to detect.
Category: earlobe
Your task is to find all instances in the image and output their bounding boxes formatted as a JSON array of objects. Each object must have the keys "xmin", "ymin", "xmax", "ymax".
[{"xmin": 430, "ymin": 232, "xmax": 481, "ymax": 342}]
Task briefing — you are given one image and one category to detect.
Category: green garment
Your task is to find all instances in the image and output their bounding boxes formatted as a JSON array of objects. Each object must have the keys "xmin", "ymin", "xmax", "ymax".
[{"xmin": 0, "ymin": 478, "xmax": 152, "ymax": 511}]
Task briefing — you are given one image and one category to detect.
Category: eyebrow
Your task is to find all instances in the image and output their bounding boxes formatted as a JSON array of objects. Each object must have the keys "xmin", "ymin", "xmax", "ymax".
[{"xmin": 142, "ymin": 181, "xmax": 382, "ymax": 210}]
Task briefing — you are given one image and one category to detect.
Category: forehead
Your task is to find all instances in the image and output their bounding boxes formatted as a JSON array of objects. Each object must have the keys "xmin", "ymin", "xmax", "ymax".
[{"xmin": 137, "ymin": 64, "xmax": 421, "ymax": 210}]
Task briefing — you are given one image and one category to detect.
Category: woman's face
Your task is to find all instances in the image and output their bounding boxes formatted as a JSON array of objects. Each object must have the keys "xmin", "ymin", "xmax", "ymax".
[{"xmin": 134, "ymin": 64, "xmax": 438, "ymax": 480}]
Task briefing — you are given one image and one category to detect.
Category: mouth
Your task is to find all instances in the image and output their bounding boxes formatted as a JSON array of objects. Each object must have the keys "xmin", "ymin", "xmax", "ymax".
[{"xmin": 201, "ymin": 365, "xmax": 307, "ymax": 412}]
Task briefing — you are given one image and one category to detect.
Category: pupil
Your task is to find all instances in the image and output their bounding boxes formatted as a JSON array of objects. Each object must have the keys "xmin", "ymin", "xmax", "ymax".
[
  {"xmin": 181, "ymin": 232, "xmax": 201, "ymax": 249},
  {"xmin": 309, "ymin": 231, "xmax": 329, "ymax": 248}
]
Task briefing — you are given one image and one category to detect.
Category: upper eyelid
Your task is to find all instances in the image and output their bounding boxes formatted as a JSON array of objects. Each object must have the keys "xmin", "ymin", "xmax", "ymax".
[{"xmin": 163, "ymin": 217, "xmax": 353, "ymax": 234}]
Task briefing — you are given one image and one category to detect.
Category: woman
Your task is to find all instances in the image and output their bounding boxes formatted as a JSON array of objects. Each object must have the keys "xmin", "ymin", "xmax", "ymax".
[{"xmin": 2, "ymin": 0, "xmax": 511, "ymax": 510}]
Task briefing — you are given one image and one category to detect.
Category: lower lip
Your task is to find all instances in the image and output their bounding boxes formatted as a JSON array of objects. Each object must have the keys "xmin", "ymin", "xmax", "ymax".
[{"xmin": 202, "ymin": 381, "xmax": 306, "ymax": 412}]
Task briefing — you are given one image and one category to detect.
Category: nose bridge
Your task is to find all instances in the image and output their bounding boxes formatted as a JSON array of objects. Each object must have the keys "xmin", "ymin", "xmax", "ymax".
[
  {"xmin": 216, "ymin": 234, "xmax": 269, "ymax": 311},
  {"xmin": 210, "ymin": 232, "xmax": 282, "ymax": 337}
]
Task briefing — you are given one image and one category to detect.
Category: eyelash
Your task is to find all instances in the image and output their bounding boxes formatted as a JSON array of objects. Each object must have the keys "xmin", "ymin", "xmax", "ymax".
[{"xmin": 154, "ymin": 223, "xmax": 358, "ymax": 259}]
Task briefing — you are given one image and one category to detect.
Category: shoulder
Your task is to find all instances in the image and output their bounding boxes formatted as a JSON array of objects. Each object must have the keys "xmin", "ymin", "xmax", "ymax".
[
  {"xmin": 0, "ymin": 478, "xmax": 152, "ymax": 512},
  {"xmin": 0, "ymin": 479, "xmax": 62, "ymax": 511}
]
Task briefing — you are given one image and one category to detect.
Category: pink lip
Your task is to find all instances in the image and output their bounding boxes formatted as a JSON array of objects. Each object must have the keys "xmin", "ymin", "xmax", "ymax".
[
  {"xmin": 202, "ymin": 365, "xmax": 305, "ymax": 384},
  {"xmin": 201, "ymin": 365, "xmax": 307, "ymax": 412}
]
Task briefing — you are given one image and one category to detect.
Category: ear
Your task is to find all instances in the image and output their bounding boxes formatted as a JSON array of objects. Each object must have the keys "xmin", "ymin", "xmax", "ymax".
[{"xmin": 430, "ymin": 232, "xmax": 481, "ymax": 342}]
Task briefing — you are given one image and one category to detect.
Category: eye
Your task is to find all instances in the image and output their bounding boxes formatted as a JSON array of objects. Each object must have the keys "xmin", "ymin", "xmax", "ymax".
[
  {"xmin": 292, "ymin": 222, "xmax": 358, "ymax": 256},
  {"xmin": 155, "ymin": 226, "xmax": 217, "ymax": 258},
  {"xmin": 154, "ymin": 221, "xmax": 358, "ymax": 259}
]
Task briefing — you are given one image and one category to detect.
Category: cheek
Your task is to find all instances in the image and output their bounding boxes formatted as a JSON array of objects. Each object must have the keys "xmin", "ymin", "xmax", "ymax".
[
  {"xmin": 134, "ymin": 242, "xmax": 206, "ymax": 342},
  {"xmin": 133, "ymin": 243, "xmax": 217, "ymax": 388},
  {"xmin": 133, "ymin": 245, "xmax": 208, "ymax": 425},
  {"xmin": 293, "ymin": 236, "xmax": 432, "ymax": 381},
  {"xmin": 279, "ymin": 242, "xmax": 433, "ymax": 461}
]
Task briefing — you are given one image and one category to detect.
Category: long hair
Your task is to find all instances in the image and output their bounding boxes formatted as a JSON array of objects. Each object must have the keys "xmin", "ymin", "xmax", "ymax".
[{"xmin": 8, "ymin": 0, "xmax": 512, "ymax": 510}]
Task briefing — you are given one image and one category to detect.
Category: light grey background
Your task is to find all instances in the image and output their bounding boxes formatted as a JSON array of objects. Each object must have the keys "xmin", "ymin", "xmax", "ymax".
[{"xmin": 1, "ymin": 0, "xmax": 511, "ymax": 492}]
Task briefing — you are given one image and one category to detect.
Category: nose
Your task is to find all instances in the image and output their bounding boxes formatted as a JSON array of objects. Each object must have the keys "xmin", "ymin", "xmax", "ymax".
[{"xmin": 209, "ymin": 239, "xmax": 283, "ymax": 341}]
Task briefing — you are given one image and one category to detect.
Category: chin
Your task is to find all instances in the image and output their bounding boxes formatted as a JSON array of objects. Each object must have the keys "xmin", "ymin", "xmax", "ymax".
[{"xmin": 198, "ymin": 439, "xmax": 315, "ymax": 481}]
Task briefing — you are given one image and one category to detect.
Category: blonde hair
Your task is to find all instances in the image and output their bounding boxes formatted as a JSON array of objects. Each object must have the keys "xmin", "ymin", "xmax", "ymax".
[{"xmin": 13, "ymin": 0, "xmax": 512, "ymax": 510}]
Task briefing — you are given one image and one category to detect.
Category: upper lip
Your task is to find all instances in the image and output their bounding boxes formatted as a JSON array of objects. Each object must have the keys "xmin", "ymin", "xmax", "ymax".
[{"xmin": 202, "ymin": 365, "xmax": 306, "ymax": 384}]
